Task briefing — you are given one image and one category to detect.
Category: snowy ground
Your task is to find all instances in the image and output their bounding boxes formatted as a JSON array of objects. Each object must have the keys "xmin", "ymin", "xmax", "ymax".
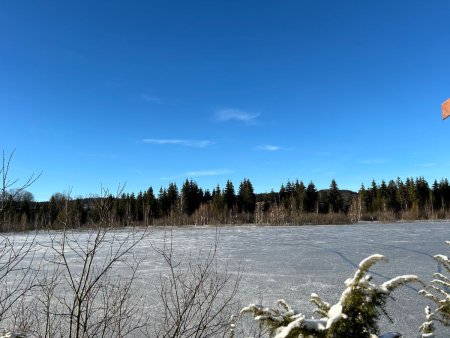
[
  {"xmin": 7, "ymin": 221, "xmax": 450, "ymax": 337},
  {"xmin": 136, "ymin": 221, "xmax": 449, "ymax": 337}
]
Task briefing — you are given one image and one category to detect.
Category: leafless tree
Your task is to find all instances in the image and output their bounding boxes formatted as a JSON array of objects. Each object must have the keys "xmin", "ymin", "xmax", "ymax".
[
  {"xmin": 39, "ymin": 231, "xmax": 147, "ymax": 338},
  {"xmin": 148, "ymin": 231, "xmax": 241, "ymax": 338},
  {"xmin": 0, "ymin": 149, "xmax": 40, "ymax": 335},
  {"xmin": 1, "ymin": 149, "xmax": 41, "ymax": 230},
  {"xmin": 29, "ymin": 187, "xmax": 149, "ymax": 338},
  {"xmin": 0, "ymin": 232, "xmax": 38, "ymax": 324}
]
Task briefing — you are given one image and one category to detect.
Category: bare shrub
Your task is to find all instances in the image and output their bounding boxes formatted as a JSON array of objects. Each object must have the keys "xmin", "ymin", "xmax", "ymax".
[
  {"xmin": 19, "ymin": 187, "xmax": 150, "ymax": 338},
  {"xmin": 27, "ymin": 226, "xmax": 147, "ymax": 338},
  {"xmin": 0, "ymin": 150, "xmax": 40, "ymax": 230},
  {"xmin": 148, "ymin": 231, "xmax": 241, "ymax": 338},
  {"xmin": 0, "ymin": 150, "xmax": 40, "ymax": 333}
]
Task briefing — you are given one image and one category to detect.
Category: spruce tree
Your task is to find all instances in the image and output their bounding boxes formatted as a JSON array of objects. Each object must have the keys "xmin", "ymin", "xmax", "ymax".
[
  {"xmin": 145, "ymin": 187, "xmax": 157, "ymax": 220},
  {"xmin": 237, "ymin": 179, "xmax": 256, "ymax": 214},
  {"xmin": 158, "ymin": 188, "xmax": 169, "ymax": 216},
  {"xmin": 305, "ymin": 182, "xmax": 318, "ymax": 213},
  {"xmin": 224, "ymin": 180, "xmax": 236, "ymax": 211},
  {"xmin": 181, "ymin": 179, "xmax": 201, "ymax": 216},
  {"xmin": 396, "ymin": 177, "xmax": 407, "ymax": 212},
  {"xmin": 294, "ymin": 180, "xmax": 306, "ymax": 211},
  {"xmin": 328, "ymin": 179, "xmax": 343, "ymax": 213},
  {"xmin": 242, "ymin": 254, "xmax": 418, "ymax": 338},
  {"xmin": 432, "ymin": 180, "xmax": 440, "ymax": 213},
  {"xmin": 440, "ymin": 179, "xmax": 450, "ymax": 210},
  {"xmin": 167, "ymin": 183, "xmax": 179, "ymax": 213},
  {"xmin": 415, "ymin": 177, "xmax": 430, "ymax": 217},
  {"xmin": 386, "ymin": 180, "xmax": 399, "ymax": 213}
]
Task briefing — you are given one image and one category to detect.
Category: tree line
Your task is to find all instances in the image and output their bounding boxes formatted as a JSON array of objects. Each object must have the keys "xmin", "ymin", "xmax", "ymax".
[{"xmin": 3, "ymin": 176, "xmax": 450, "ymax": 230}]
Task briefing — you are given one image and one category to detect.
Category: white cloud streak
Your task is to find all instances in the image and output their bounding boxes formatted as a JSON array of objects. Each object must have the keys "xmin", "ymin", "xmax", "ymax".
[
  {"xmin": 186, "ymin": 169, "xmax": 235, "ymax": 177},
  {"xmin": 215, "ymin": 109, "xmax": 260, "ymax": 123},
  {"xmin": 142, "ymin": 139, "xmax": 214, "ymax": 148},
  {"xmin": 141, "ymin": 94, "xmax": 162, "ymax": 104},
  {"xmin": 161, "ymin": 169, "xmax": 235, "ymax": 180},
  {"xmin": 257, "ymin": 145, "xmax": 281, "ymax": 151},
  {"xmin": 416, "ymin": 162, "xmax": 436, "ymax": 167},
  {"xmin": 361, "ymin": 158, "xmax": 390, "ymax": 164}
]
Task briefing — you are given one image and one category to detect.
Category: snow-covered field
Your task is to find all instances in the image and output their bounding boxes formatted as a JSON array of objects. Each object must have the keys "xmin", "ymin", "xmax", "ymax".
[
  {"xmin": 137, "ymin": 221, "xmax": 448, "ymax": 337},
  {"xmin": 7, "ymin": 221, "xmax": 450, "ymax": 337}
]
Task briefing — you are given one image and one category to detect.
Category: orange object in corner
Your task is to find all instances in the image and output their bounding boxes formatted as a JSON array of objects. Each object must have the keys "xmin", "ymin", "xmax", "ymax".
[{"xmin": 442, "ymin": 99, "xmax": 450, "ymax": 120}]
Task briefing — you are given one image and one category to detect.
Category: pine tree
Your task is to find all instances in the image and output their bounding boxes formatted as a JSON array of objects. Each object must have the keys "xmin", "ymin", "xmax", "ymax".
[
  {"xmin": 396, "ymin": 177, "xmax": 407, "ymax": 212},
  {"xmin": 386, "ymin": 180, "xmax": 399, "ymax": 214},
  {"xmin": 158, "ymin": 188, "xmax": 169, "ymax": 216},
  {"xmin": 328, "ymin": 179, "xmax": 343, "ymax": 213},
  {"xmin": 242, "ymin": 254, "xmax": 418, "ymax": 338},
  {"xmin": 294, "ymin": 180, "xmax": 306, "ymax": 211},
  {"xmin": 212, "ymin": 185, "xmax": 224, "ymax": 213},
  {"xmin": 406, "ymin": 177, "xmax": 417, "ymax": 212},
  {"xmin": 203, "ymin": 189, "xmax": 211, "ymax": 203},
  {"xmin": 224, "ymin": 180, "xmax": 236, "ymax": 212},
  {"xmin": 279, "ymin": 184, "xmax": 287, "ymax": 208},
  {"xmin": 181, "ymin": 179, "xmax": 202, "ymax": 216},
  {"xmin": 440, "ymin": 179, "xmax": 450, "ymax": 211},
  {"xmin": 167, "ymin": 183, "xmax": 179, "ymax": 213},
  {"xmin": 129, "ymin": 192, "xmax": 137, "ymax": 222},
  {"xmin": 431, "ymin": 180, "xmax": 440, "ymax": 213},
  {"xmin": 305, "ymin": 182, "xmax": 318, "ymax": 213},
  {"xmin": 415, "ymin": 177, "xmax": 430, "ymax": 217},
  {"xmin": 369, "ymin": 180, "xmax": 379, "ymax": 213},
  {"xmin": 358, "ymin": 184, "xmax": 366, "ymax": 219},
  {"xmin": 136, "ymin": 191, "xmax": 144, "ymax": 222},
  {"xmin": 237, "ymin": 179, "xmax": 256, "ymax": 214},
  {"xmin": 378, "ymin": 180, "xmax": 388, "ymax": 213},
  {"xmin": 145, "ymin": 187, "xmax": 157, "ymax": 221}
]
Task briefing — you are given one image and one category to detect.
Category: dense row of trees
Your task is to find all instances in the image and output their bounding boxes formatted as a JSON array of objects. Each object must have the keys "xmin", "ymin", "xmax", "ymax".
[
  {"xmin": 3, "ymin": 175, "xmax": 450, "ymax": 230},
  {"xmin": 355, "ymin": 177, "xmax": 450, "ymax": 221}
]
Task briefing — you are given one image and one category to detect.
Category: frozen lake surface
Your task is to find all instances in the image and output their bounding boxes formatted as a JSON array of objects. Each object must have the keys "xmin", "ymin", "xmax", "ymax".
[
  {"xmin": 12, "ymin": 221, "xmax": 450, "ymax": 337},
  {"xmin": 137, "ymin": 221, "xmax": 449, "ymax": 337}
]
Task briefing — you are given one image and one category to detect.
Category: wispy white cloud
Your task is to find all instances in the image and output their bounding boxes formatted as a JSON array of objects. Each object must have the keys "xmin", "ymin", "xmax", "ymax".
[
  {"xmin": 141, "ymin": 94, "xmax": 162, "ymax": 104},
  {"xmin": 215, "ymin": 108, "xmax": 260, "ymax": 123},
  {"xmin": 161, "ymin": 169, "xmax": 235, "ymax": 180},
  {"xmin": 142, "ymin": 138, "xmax": 214, "ymax": 148},
  {"xmin": 186, "ymin": 169, "xmax": 235, "ymax": 177},
  {"xmin": 361, "ymin": 158, "xmax": 390, "ymax": 164},
  {"xmin": 416, "ymin": 162, "xmax": 436, "ymax": 167},
  {"xmin": 257, "ymin": 145, "xmax": 281, "ymax": 151}
]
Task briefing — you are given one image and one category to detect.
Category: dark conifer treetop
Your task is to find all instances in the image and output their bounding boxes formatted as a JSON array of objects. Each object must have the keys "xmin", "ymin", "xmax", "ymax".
[{"xmin": 3, "ymin": 176, "xmax": 450, "ymax": 229}]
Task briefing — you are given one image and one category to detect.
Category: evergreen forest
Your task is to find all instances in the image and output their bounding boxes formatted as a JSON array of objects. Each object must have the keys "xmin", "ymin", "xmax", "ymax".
[{"xmin": 3, "ymin": 176, "xmax": 450, "ymax": 231}]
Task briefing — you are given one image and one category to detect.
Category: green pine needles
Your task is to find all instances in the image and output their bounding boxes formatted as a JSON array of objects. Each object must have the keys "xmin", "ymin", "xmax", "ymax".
[
  {"xmin": 241, "ymin": 255, "xmax": 419, "ymax": 338},
  {"xmin": 419, "ymin": 241, "xmax": 450, "ymax": 337}
]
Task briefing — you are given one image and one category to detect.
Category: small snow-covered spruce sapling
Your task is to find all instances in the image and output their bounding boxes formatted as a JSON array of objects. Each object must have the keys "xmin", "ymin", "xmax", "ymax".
[
  {"xmin": 418, "ymin": 306, "xmax": 435, "ymax": 337},
  {"xmin": 241, "ymin": 254, "xmax": 419, "ymax": 338},
  {"xmin": 419, "ymin": 240, "xmax": 450, "ymax": 336}
]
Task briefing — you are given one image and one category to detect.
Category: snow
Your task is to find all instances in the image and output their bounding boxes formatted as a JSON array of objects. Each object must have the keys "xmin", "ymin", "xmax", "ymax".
[
  {"xmin": 434, "ymin": 254, "xmax": 449, "ymax": 264},
  {"xmin": 3, "ymin": 221, "xmax": 450, "ymax": 337},
  {"xmin": 326, "ymin": 303, "xmax": 346, "ymax": 329},
  {"xmin": 378, "ymin": 333, "xmax": 402, "ymax": 338},
  {"xmin": 380, "ymin": 275, "xmax": 419, "ymax": 292},
  {"xmin": 0, "ymin": 329, "xmax": 24, "ymax": 338},
  {"xmin": 274, "ymin": 316, "xmax": 327, "ymax": 338}
]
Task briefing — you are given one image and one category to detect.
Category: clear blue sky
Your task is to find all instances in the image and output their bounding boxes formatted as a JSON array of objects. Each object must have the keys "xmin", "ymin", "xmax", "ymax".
[{"xmin": 1, "ymin": 1, "xmax": 450, "ymax": 201}]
